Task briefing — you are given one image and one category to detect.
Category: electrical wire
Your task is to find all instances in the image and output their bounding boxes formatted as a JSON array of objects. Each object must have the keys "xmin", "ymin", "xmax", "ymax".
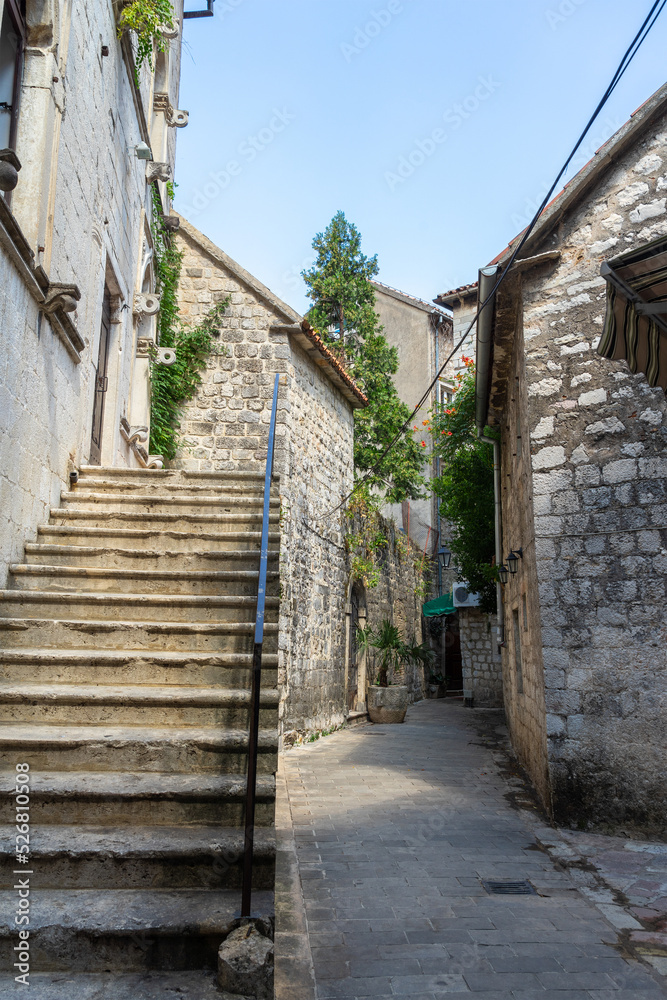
[{"xmin": 314, "ymin": 0, "xmax": 667, "ymax": 522}]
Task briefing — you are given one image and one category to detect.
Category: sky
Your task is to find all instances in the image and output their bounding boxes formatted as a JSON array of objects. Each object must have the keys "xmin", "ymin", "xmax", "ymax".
[{"xmin": 174, "ymin": 0, "xmax": 667, "ymax": 316}]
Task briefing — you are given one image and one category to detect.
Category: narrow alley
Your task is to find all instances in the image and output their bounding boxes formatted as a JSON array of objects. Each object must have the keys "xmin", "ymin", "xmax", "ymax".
[{"xmin": 277, "ymin": 701, "xmax": 667, "ymax": 1000}]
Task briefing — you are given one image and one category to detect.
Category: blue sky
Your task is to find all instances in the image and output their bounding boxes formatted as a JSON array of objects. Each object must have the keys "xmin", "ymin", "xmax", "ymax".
[{"xmin": 175, "ymin": 0, "xmax": 667, "ymax": 315}]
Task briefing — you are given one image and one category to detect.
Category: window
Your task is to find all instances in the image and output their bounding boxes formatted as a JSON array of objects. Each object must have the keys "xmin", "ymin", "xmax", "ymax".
[
  {"xmin": 0, "ymin": 0, "xmax": 25, "ymax": 152},
  {"xmin": 438, "ymin": 381, "xmax": 453, "ymax": 408}
]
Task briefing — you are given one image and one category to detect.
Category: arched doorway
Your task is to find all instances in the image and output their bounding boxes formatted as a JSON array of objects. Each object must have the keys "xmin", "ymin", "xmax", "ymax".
[{"xmin": 345, "ymin": 580, "xmax": 367, "ymax": 714}]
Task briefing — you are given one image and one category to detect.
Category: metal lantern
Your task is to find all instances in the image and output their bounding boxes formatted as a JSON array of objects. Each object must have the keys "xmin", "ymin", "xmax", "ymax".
[
  {"xmin": 498, "ymin": 564, "xmax": 509, "ymax": 585},
  {"xmin": 507, "ymin": 548, "xmax": 523, "ymax": 574},
  {"xmin": 437, "ymin": 546, "xmax": 452, "ymax": 571}
]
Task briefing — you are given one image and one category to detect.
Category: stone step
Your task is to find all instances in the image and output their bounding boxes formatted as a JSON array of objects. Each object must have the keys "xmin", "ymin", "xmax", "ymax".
[
  {"xmin": 78, "ymin": 466, "xmax": 272, "ymax": 487},
  {"xmin": 0, "ymin": 770, "xmax": 275, "ymax": 826},
  {"xmin": 0, "ymin": 824, "xmax": 275, "ymax": 890},
  {"xmin": 0, "ymin": 647, "xmax": 278, "ymax": 687},
  {"xmin": 1, "ymin": 588, "xmax": 280, "ymax": 620},
  {"xmin": 0, "ymin": 616, "xmax": 279, "ymax": 653},
  {"xmin": 36, "ymin": 523, "xmax": 280, "ymax": 551},
  {"xmin": 72, "ymin": 476, "xmax": 268, "ymax": 498},
  {"xmin": 5, "ymin": 566, "xmax": 280, "ymax": 597},
  {"xmin": 0, "ymin": 681, "xmax": 279, "ymax": 727},
  {"xmin": 0, "ymin": 724, "xmax": 278, "ymax": 772},
  {"xmin": 22, "ymin": 543, "xmax": 279, "ymax": 572},
  {"xmin": 0, "ymin": 970, "xmax": 226, "ymax": 999},
  {"xmin": 59, "ymin": 490, "xmax": 280, "ymax": 515},
  {"xmin": 0, "ymin": 887, "xmax": 273, "ymax": 971},
  {"xmin": 49, "ymin": 506, "xmax": 278, "ymax": 531}
]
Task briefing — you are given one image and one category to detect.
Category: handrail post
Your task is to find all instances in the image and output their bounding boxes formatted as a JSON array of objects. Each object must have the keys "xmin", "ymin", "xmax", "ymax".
[{"xmin": 241, "ymin": 373, "xmax": 279, "ymax": 918}]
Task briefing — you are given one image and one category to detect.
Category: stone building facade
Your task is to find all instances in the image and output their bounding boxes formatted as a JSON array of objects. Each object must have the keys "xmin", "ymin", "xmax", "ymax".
[
  {"xmin": 372, "ymin": 281, "xmax": 452, "ymax": 558},
  {"xmin": 441, "ymin": 83, "xmax": 667, "ymax": 833},
  {"xmin": 173, "ymin": 218, "xmax": 361, "ymax": 731},
  {"xmin": 0, "ymin": 0, "xmax": 188, "ymax": 584},
  {"xmin": 173, "ymin": 219, "xmax": 431, "ymax": 733},
  {"xmin": 458, "ymin": 609, "xmax": 503, "ymax": 708}
]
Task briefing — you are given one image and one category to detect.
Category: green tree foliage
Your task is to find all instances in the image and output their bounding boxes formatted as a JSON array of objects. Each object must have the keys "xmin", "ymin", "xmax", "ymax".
[
  {"xmin": 429, "ymin": 359, "xmax": 497, "ymax": 613},
  {"xmin": 118, "ymin": 0, "xmax": 175, "ymax": 85},
  {"xmin": 302, "ymin": 211, "xmax": 425, "ymax": 503}
]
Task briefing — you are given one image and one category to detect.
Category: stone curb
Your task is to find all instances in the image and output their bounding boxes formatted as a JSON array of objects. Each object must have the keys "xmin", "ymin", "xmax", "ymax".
[{"xmin": 274, "ymin": 760, "xmax": 316, "ymax": 1000}]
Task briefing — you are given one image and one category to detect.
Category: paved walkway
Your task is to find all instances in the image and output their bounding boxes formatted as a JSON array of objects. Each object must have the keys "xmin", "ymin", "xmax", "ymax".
[{"xmin": 279, "ymin": 699, "xmax": 666, "ymax": 1000}]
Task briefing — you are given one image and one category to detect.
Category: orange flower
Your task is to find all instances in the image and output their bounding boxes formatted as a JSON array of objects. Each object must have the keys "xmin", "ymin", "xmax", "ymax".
[{"xmin": 421, "ymin": 441, "xmax": 426, "ymax": 447}]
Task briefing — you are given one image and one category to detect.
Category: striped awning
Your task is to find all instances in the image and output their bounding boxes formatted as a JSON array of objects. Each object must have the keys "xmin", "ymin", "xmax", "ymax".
[{"xmin": 597, "ymin": 235, "xmax": 667, "ymax": 390}]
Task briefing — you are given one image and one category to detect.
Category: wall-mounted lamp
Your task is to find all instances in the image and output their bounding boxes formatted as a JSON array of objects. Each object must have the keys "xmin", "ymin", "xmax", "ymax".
[
  {"xmin": 507, "ymin": 548, "xmax": 523, "ymax": 575},
  {"xmin": 134, "ymin": 142, "xmax": 153, "ymax": 160},
  {"xmin": 437, "ymin": 546, "xmax": 452, "ymax": 571},
  {"xmin": 497, "ymin": 564, "xmax": 509, "ymax": 585}
]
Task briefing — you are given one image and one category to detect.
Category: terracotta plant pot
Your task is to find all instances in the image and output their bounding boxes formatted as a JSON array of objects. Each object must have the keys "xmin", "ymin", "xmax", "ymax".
[{"xmin": 367, "ymin": 685, "xmax": 408, "ymax": 724}]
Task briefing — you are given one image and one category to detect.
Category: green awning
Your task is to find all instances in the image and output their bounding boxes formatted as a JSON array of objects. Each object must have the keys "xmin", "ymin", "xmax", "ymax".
[{"xmin": 422, "ymin": 591, "xmax": 455, "ymax": 618}]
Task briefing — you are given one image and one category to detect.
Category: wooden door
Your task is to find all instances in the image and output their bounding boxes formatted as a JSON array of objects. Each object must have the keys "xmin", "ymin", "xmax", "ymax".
[{"xmin": 89, "ymin": 288, "xmax": 112, "ymax": 465}]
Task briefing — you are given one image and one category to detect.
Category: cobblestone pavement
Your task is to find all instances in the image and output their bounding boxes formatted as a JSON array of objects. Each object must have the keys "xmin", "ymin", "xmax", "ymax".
[{"xmin": 281, "ymin": 699, "xmax": 667, "ymax": 1000}]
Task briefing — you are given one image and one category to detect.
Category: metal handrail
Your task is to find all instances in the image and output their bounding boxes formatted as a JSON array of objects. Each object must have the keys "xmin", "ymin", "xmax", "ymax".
[{"xmin": 241, "ymin": 372, "xmax": 279, "ymax": 918}]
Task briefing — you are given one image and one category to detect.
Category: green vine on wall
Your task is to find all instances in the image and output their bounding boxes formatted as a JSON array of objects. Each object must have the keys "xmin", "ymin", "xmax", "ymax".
[
  {"xmin": 345, "ymin": 484, "xmax": 427, "ymax": 599},
  {"xmin": 118, "ymin": 0, "xmax": 175, "ymax": 85},
  {"xmin": 148, "ymin": 187, "xmax": 230, "ymax": 460}
]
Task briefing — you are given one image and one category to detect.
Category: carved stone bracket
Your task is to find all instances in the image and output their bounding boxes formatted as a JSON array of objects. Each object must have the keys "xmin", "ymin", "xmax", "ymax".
[
  {"xmin": 153, "ymin": 94, "xmax": 189, "ymax": 128},
  {"xmin": 156, "ymin": 346, "xmax": 177, "ymax": 366},
  {"xmin": 158, "ymin": 18, "xmax": 180, "ymax": 38},
  {"xmin": 146, "ymin": 161, "xmax": 172, "ymax": 183},
  {"xmin": 120, "ymin": 417, "xmax": 164, "ymax": 469},
  {"xmin": 133, "ymin": 292, "xmax": 160, "ymax": 316},
  {"xmin": 135, "ymin": 339, "xmax": 176, "ymax": 365},
  {"xmin": 109, "ymin": 294, "xmax": 124, "ymax": 324},
  {"xmin": 42, "ymin": 282, "xmax": 81, "ymax": 315},
  {"xmin": 136, "ymin": 337, "xmax": 154, "ymax": 357},
  {"xmin": 0, "ymin": 149, "xmax": 21, "ymax": 193}
]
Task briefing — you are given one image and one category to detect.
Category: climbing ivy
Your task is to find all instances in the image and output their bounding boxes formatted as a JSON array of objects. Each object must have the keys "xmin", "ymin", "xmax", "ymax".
[
  {"xmin": 118, "ymin": 0, "xmax": 175, "ymax": 85},
  {"xmin": 345, "ymin": 488, "xmax": 388, "ymax": 590},
  {"xmin": 148, "ymin": 187, "xmax": 230, "ymax": 460},
  {"xmin": 345, "ymin": 484, "xmax": 427, "ymax": 599}
]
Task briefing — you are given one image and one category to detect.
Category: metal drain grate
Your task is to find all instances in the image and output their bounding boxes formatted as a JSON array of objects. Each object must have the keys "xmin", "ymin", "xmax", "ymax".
[{"xmin": 481, "ymin": 879, "xmax": 536, "ymax": 895}]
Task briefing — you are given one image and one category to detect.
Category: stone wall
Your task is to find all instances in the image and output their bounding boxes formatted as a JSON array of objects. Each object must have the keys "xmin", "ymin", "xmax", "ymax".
[
  {"xmin": 458, "ymin": 609, "xmax": 503, "ymax": 708},
  {"xmin": 349, "ymin": 514, "xmax": 430, "ymax": 705},
  {"xmin": 373, "ymin": 283, "xmax": 452, "ymax": 555},
  {"xmin": 496, "ymin": 107, "xmax": 667, "ymax": 832},
  {"xmin": 0, "ymin": 0, "xmax": 185, "ymax": 584},
  {"xmin": 173, "ymin": 219, "xmax": 357, "ymax": 735}
]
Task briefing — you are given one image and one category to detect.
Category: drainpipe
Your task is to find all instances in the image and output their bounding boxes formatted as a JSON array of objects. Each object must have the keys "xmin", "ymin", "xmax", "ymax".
[
  {"xmin": 433, "ymin": 313, "xmax": 442, "ymax": 596},
  {"xmin": 479, "ymin": 432, "xmax": 503, "ymax": 647},
  {"xmin": 475, "ymin": 265, "xmax": 504, "ymax": 647}
]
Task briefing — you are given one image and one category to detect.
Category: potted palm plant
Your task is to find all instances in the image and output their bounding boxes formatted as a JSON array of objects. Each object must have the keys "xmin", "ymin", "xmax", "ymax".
[{"xmin": 357, "ymin": 619, "xmax": 435, "ymax": 723}]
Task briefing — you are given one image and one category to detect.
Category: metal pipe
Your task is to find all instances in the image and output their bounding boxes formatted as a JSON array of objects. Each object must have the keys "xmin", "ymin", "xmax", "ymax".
[
  {"xmin": 241, "ymin": 372, "xmax": 279, "ymax": 918},
  {"xmin": 475, "ymin": 265, "xmax": 501, "ymax": 434},
  {"xmin": 480, "ymin": 431, "xmax": 503, "ymax": 647}
]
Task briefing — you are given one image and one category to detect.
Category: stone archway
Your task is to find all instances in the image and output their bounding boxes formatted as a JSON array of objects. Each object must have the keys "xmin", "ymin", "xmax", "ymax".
[{"xmin": 344, "ymin": 579, "xmax": 367, "ymax": 715}]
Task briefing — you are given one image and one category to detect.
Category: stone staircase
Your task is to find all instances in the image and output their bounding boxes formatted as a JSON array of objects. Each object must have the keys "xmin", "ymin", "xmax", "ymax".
[{"xmin": 0, "ymin": 467, "xmax": 280, "ymax": 994}]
